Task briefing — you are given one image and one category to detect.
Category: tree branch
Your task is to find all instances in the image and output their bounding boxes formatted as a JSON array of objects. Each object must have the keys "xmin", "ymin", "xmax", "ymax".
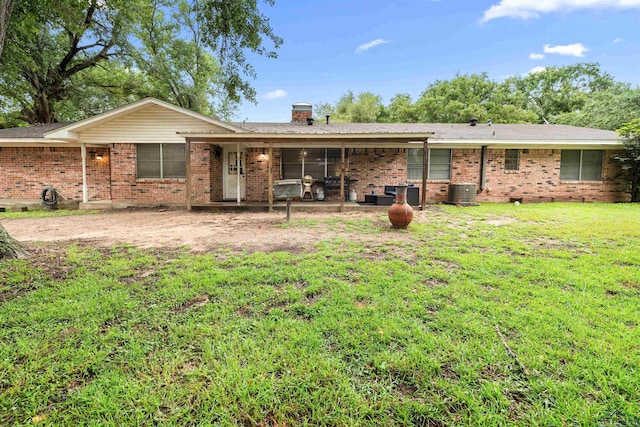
[{"xmin": 495, "ymin": 325, "xmax": 531, "ymax": 377}]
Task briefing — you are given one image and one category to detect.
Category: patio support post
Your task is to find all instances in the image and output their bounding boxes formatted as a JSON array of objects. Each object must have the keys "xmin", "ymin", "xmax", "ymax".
[
  {"xmin": 340, "ymin": 143, "xmax": 345, "ymax": 213},
  {"xmin": 236, "ymin": 142, "xmax": 241, "ymax": 204},
  {"xmin": 421, "ymin": 139, "xmax": 428, "ymax": 211},
  {"xmin": 268, "ymin": 142, "xmax": 273, "ymax": 212},
  {"xmin": 185, "ymin": 138, "xmax": 192, "ymax": 211},
  {"xmin": 81, "ymin": 144, "xmax": 88, "ymax": 203}
]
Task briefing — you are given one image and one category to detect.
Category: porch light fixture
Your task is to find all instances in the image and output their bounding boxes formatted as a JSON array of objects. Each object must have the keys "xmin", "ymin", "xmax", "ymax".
[
  {"xmin": 95, "ymin": 153, "xmax": 104, "ymax": 160},
  {"xmin": 260, "ymin": 150, "xmax": 267, "ymax": 159}
]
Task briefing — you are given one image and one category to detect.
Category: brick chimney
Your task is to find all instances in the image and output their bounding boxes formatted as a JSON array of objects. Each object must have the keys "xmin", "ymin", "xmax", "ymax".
[{"xmin": 292, "ymin": 102, "xmax": 313, "ymax": 122}]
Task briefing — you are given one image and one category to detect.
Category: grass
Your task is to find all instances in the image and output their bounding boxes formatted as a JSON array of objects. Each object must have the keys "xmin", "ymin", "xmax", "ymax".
[
  {"xmin": 0, "ymin": 208, "xmax": 99, "ymax": 220},
  {"xmin": 1, "ymin": 204, "xmax": 639, "ymax": 426}
]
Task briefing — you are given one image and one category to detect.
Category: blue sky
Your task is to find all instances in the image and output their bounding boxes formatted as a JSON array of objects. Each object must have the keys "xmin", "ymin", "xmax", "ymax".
[{"xmin": 235, "ymin": 0, "xmax": 640, "ymax": 122}]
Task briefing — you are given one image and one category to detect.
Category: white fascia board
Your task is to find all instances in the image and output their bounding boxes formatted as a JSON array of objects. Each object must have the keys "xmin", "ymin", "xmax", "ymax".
[
  {"xmin": 42, "ymin": 130, "xmax": 79, "ymax": 142},
  {"xmin": 0, "ymin": 139, "xmax": 109, "ymax": 147},
  {"xmin": 178, "ymin": 132, "xmax": 433, "ymax": 140}
]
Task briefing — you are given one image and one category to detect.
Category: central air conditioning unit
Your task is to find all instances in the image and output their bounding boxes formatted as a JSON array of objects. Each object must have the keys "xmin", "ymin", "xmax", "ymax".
[{"xmin": 445, "ymin": 183, "xmax": 478, "ymax": 206}]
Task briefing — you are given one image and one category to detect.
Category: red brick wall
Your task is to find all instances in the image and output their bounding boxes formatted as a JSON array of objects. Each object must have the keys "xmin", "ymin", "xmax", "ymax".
[
  {"xmin": 209, "ymin": 145, "xmax": 224, "ymax": 202},
  {"xmin": 0, "ymin": 146, "xmax": 110, "ymax": 200},
  {"xmin": 1, "ymin": 145, "xmax": 626, "ymax": 204},
  {"xmin": 478, "ymin": 148, "xmax": 625, "ymax": 202},
  {"xmin": 246, "ymin": 148, "xmax": 282, "ymax": 202},
  {"xmin": 408, "ymin": 148, "xmax": 625, "ymax": 203},
  {"xmin": 109, "ymin": 143, "xmax": 210, "ymax": 204},
  {"xmin": 292, "ymin": 110, "xmax": 312, "ymax": 122},
  {"xmin": 348, "ymin": 148, "xmax": 407, "ymax": 199}
]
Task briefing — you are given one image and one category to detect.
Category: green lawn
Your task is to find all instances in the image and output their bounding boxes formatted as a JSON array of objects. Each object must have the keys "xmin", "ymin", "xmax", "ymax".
[{"xmin": 1, "ymin": 204, "xmax": 639, "ymax": 426}]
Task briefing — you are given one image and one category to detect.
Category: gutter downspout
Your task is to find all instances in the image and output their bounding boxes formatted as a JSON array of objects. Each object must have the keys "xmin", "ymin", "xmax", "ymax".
[
  {"xmin": 81, "ymin": 144, "xmax": 88, "ymax": 203},
  {"xmin": 479, "ymin": 145, "xmax": 487, "ymax": 191}
]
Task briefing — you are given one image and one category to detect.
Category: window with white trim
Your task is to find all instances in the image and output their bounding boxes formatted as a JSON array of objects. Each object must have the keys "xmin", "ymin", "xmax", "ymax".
[
  {"xmin": 137, "ymin": 144, "xmax": 186, "ymax": 179},
  {"xmin": 407, "ymin": 148, "xmax": 452, "ymax": 180},
  {"xmin": 560, "ymin": 150, "xmax": 603, "ymax": 181}
]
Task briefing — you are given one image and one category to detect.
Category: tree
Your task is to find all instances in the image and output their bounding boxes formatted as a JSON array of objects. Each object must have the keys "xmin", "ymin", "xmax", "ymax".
[
  {"xmin": 327, "ymin": 91, "xmax": 385, "ymax": 123},
  {"xmin": 0, "ymin": 0, "xmax": 21, "ymax": 258},
  {"xmin": 128, "ymin": 0, "xmax": 237, "ymax": 118},
  {"xmin": 385, "ymin": 93, "xmax": 419, "ymax": 123},
  {"xmin": 313, "ymin": 102, "xmax": 335, "ymax": 121},
  {"xmin": 554, "ymin": 86, "xmax": 640, "ymax": 131},
  {"xmin": 0, "ymin": 222, "xmax": 25, "ymax": 260},
  {"xmin": 505, "ymin": 63, "xmax": 616, "ymax": 124},
  {"xmin": 0, "ymin": 0, "xmax": 14, "ymax": 59},
  {"xmin": 613, "ymin": 119, "xmax": 640, "ymax": 202},
  {"xmin": 415, "ymin": 73, "xmax": 536, "ymax": 123},
  {"xmin": 0, "ymin": 0, "xmax": 281, "ymax": 124}
]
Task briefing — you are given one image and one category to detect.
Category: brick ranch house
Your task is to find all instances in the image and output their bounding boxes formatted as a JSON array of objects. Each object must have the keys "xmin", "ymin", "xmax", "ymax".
[{"xmin": 0, "ymin": 97, "xmax": 627, "ymax": 210}]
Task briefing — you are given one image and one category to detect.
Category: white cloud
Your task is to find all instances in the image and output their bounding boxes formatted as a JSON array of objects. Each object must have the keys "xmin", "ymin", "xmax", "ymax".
[
  {"xmin": 543, "ymin": 43, "xmax": 589, "ymax": 57},
  {"xmin": 264, "ymin": 89, "xmax": 288, "ymax": 100},
  {"xmin": 612, "ymin": 37, "xmax": 625, "ymax": 43},
  {"xmin": 480, "ymin": 0, "xmax": 640, "ymax": 23},
  {"xmin": 528, "ymin": 66, "xmax": 547, "ymax": 75},
  {"xmin": 355, "ymin": 38, "xmax": 390, "ymax": 53},
  {"xmin": 529, "ymin": 53, "xmax": 545, "ymax": 60}
]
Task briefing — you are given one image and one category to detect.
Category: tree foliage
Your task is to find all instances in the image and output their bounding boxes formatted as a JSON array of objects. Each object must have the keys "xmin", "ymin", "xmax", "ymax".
[
  {"xmin": 0, "ymin": 0, "xmax": 281, "ymax": 124},
  {"xmin": 614, "ymin": 119, "xmax": 640, "ymax": 202},
  {"xmin": 555, "ymin": 86, "xmax": 640, "ymax": 131},
  {"xmin": 322, "ymin": 91, "xmax": 385, "ymax": 123},
  {"xmin": 415, "ymin": 73, "xmax": 537, "ymax": 123},
  {"xmin": 316, "ymin": 63, "xmax": 634, "ymax": 128},
  {"xmin": 504, "ymin": 63, "xmax": 616, "ymax": 124}
]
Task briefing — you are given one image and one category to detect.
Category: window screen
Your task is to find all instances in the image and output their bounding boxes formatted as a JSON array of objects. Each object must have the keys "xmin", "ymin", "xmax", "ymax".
[
  {"xmin": 137, "ymin": 144, "xmax": 185, "ymax": 179},
  {"xmin": 281, "ymin": 148, "xmax": 347, "ymax": 179},
  {"xmin": 560, "ymin": 150, "xmax": 602, "ymax": 181},
  {"xmin": 504, "ymin": 149, "xmax": 519, "ymax": 171},
  {"xmin": 407, "ymin": 148, "xmax": 452, "ymax": 180}
]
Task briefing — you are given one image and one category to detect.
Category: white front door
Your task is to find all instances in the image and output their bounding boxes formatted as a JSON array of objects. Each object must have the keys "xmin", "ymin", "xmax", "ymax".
[{"xmin": 223, "ymin": 148, "xmax": 246, "ymax": 200}]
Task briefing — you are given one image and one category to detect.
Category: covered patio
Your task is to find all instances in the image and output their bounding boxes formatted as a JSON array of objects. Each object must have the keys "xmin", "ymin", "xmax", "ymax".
[{"xmin": 179, "ymin": 128, "xmax": 433, "ymax": 212}]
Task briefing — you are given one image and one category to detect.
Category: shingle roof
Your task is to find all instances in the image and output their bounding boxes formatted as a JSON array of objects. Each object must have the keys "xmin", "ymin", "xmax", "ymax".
[
  {"xmin": 0, "ymin": 122, "xmax": 73, "ymax": 139},
  {"xmin": 0, "ymin": 120, "xmax": 620, "ymax": 142},
  {"xmin": 233, "ymin": 122, "xmax": 619, "ymax": 141}
]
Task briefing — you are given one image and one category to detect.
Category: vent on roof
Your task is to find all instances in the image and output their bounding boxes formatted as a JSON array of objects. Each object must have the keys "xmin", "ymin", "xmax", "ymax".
[{"xmin": 469, "ymin": 118, "xmax": 478, "ymax": 126}]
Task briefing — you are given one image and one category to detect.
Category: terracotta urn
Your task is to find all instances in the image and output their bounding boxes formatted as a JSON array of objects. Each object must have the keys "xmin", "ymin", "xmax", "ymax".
[{"xmin": 388, "ymin": 184, "xmax": 414, "ymax": 229}]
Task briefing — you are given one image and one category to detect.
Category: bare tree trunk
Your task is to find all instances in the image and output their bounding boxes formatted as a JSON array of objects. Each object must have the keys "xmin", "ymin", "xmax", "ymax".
[
  {"xmin": 0, "ymin": 222, "xmax": 26, "ymax": 260},
  {"xmin": 0, "ymin": 0, "xmax": 15, "ymax": 59}
]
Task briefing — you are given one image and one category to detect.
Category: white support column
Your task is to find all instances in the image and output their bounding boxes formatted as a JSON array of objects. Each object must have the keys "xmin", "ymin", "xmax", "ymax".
[
  {"xmin": 81, "ymin": 144, "xmax": 88, "ymax": 203},
  {"xmin": 236, "ymin": 142, "xmax": 241, "ymax": 204},
  {"xmin": 268, "ymin": 142, "xmax": 273, "ymax": 212},
  {"xmin": 185, "ymin": 138, "xmax": 192, "ymax": 211}
]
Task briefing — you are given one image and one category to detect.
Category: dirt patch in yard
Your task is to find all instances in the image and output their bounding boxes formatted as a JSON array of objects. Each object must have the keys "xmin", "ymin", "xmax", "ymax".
[{"xmin": 1, "ymin": 208, "xmax": 430, "ymax": 253}]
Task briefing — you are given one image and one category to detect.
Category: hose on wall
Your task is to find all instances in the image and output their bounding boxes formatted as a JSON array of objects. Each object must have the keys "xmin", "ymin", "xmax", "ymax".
[{"xmin": 41, "ymin": 187, "xmax": 58, "ymax": 208}]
